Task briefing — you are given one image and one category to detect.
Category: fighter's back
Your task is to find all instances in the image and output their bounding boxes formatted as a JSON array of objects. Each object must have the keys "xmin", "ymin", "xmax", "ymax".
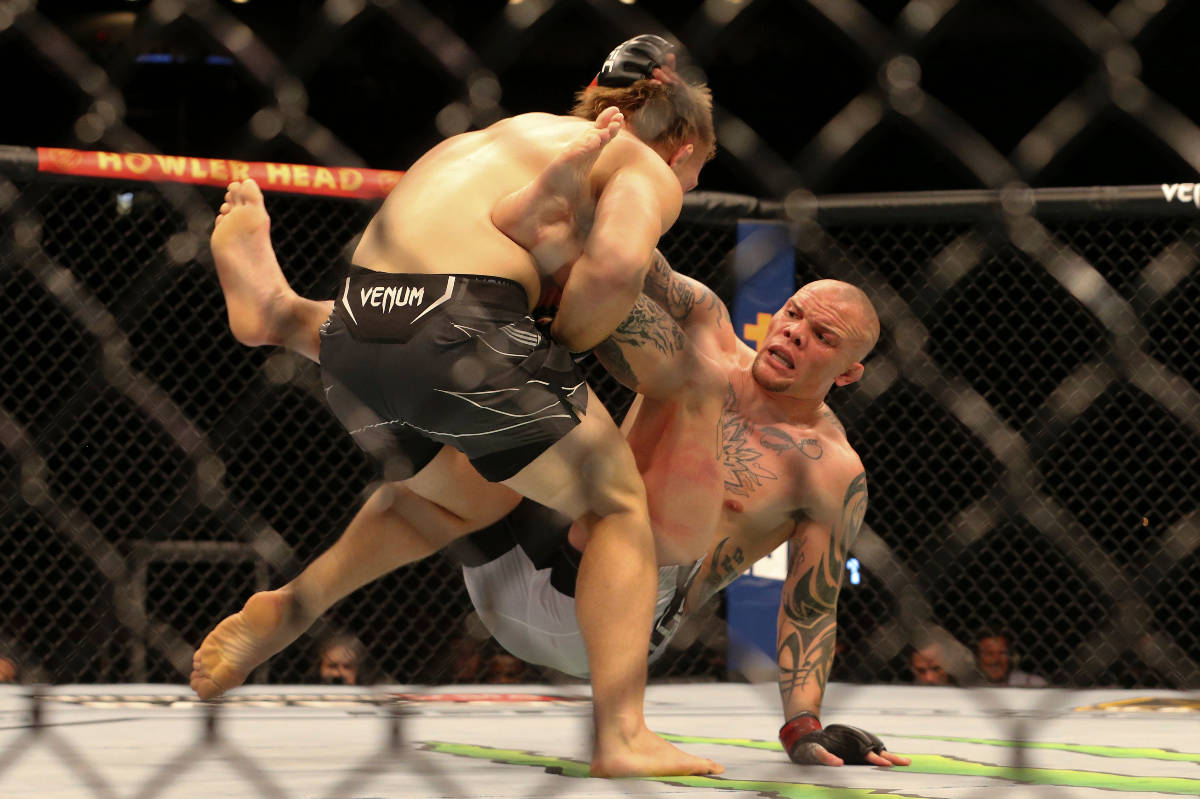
[{"xmin": 351, "ymin": 112, "xmax": 655, "ymax": 307}]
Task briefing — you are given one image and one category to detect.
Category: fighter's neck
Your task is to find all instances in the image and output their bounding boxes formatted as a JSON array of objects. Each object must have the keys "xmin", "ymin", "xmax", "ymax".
[{"xmin": 731, "ymin": 367, "xmax": 829, "ymax": 428}]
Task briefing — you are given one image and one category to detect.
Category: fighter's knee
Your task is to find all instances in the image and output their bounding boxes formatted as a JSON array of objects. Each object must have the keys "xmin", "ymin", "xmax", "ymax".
[
  {"xmin": 583, "ymin": 479, "xmax": 650, "ymax": 526},
  {"xmin": 577, "ymin": 449, "xmax": 650, "ymax": 520}
]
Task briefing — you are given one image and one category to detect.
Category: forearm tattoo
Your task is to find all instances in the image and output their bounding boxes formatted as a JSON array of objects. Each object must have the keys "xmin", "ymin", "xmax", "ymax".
[
  {"xmin": 596, "ymin": 294, "xmax": 685, "ymax": 390},
  {"xmin": 643, "ymin": 251, "xmax": 729, "ymax": 328},
  {"xmin": 696, "ymin": 536, "xmax": 745, "ymax": 607},
  {"xmin": 776, "ymin": 472, "xmax": 868, "ymax": 709},
  {"xmin": 594, "ymin": 338, "xmax": 637, "ymax": 389}
]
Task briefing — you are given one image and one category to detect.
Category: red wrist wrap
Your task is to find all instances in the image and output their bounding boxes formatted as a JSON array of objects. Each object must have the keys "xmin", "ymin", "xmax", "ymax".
[{"xmin": 779, "ymin": 712, "xmax": 821, "ymax": 752}]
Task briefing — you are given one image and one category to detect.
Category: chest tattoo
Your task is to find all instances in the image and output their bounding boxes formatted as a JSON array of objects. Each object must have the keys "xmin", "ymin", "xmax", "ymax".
[
  {"xmin": 760, "ymin": 425, "xmax": 823, "ymax": 460},
  {"xmin": 720, "ymin": 388, "xmax": 778, "ymax": 497}
]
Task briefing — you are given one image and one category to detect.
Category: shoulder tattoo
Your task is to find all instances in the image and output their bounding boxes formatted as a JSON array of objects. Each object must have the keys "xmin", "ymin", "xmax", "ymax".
[{"xmin": 820, "ymin": 406, "xmax": 846, "ymax": 435}]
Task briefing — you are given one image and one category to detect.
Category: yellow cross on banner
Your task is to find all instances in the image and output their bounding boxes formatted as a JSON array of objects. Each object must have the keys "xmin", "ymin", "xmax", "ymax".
[{"xmin": 741, "ymin": 312, "xmax": 773, "ymax": 348}]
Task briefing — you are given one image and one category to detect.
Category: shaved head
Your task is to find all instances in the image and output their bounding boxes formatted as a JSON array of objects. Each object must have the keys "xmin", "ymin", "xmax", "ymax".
[{"xmin": 796, "ymin": 279, "xmax": 880, "ymax": 362}]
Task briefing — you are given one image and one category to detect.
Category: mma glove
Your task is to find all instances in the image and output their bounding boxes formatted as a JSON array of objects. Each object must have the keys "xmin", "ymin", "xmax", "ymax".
[
  {"xmin": 779, "ymin": 712, "xmax": 888, "ymax": 765},
  {"xmin": 594, "ymin": 34, "xmax": 675, "ymax": 88}
]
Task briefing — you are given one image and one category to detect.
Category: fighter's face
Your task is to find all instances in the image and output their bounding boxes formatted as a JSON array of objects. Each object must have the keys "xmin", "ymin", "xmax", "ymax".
[{"xmin": 751, "ymin": 287, "xmax": 862, "ymax": 393}]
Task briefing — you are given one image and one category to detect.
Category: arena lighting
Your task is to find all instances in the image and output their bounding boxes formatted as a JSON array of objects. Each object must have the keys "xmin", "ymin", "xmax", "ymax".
[{"xmin": 847, "ymin": 557, "xmax": 862, "ymax": 586}]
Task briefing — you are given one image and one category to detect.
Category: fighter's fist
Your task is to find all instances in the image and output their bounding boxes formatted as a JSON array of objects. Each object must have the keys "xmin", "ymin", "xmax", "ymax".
[{"xmin": 780, "ymin": 713, "xmax": 909, "ymax": 767}]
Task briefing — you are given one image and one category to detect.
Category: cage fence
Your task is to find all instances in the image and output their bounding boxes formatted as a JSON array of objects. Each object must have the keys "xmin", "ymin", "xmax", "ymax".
[
  {"xmin": 1, "ymin": 1, "xmax": 1200, "ymax": 797},
  {"xmin": 2, "ymin": 0, "xmax": 1199, "ymax": 693},
  {"xmin": 2, "ymin": 168, "xmax": 1197, "ymax": 691}
]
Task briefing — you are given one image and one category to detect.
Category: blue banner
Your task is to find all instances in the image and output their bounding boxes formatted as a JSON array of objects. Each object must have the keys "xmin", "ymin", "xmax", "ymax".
[
  {"xmin": 725, "ymin": 221, "xmax": 796, "ymax": 667},
  {"xmin": 731, "ymin": 221, "xmax": 796, "ymax": 349}
]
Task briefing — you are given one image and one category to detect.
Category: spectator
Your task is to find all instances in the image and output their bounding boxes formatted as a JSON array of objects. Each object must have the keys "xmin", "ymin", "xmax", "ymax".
[
  {"xmin": 441, "ymin": 613, "xmax": 491, "ymax": 684},
  {"xmin": 905, "ymin": 626, "xmax": 974, "ymax": 686},
  {"xmin": 485, "ymin": 653, "xmax": 529, "ymax": 684},
  {"xmin": 447, "ymin": 636, "xmax": 485, "ymax": 683},
  {"xmin": 0, "ymin": 631, "xmax": 35, "ymax": 683},
  {"xmin": 975, "ymin": 630, "xmax": 1047, "ymax": 687},
  {"xmin": 316, "ymin": 634, "xmax": 366, "ymax": 686},
  {"xmin": 908, "ymin": 640, "xmax": 955, "ymax": 686}
]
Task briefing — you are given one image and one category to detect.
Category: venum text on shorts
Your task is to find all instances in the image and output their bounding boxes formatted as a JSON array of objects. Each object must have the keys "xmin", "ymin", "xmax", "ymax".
[{"xmin": 360, "ymin": 284, "xmax": 426, "ymax": 313}]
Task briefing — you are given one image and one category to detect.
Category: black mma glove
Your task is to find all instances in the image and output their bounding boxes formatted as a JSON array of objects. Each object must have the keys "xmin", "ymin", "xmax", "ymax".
[
  {"xmin": 592, "ymin": 34, "xmax": 675, "ymax": 88},
  {"xmin": 779, "ymin": 712, "xmax": 888, "ymax": 765}
]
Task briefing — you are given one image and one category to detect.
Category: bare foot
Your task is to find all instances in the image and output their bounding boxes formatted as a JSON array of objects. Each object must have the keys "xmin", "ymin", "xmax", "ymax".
[
  {"xmin": 210, "ymin": 179, "xmax": 296, "ymax": 349},
  {"xmin": 492, "ymin": 106, "xmax": 624, "ymax": 273},
  {"xmin": 591, "ymin": 726, "xmax": 723, "ymax": 778},
  {"xmin": 190, "ymin": 588, "xmax": 308, "ymax": 699}
]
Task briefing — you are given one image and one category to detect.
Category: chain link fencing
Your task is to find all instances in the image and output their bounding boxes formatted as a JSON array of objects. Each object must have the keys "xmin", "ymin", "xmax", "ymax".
[
  {"xmin": 3, "ymin": 171, "xmax": 1197, "ymax": 692},
  {"xmin": 3, "ymin": 2, "xmax": 1200, "ymax": 797},
  {"xmin": 0, "ymin": 0, "xmax": 1197, "ymax": 728}
]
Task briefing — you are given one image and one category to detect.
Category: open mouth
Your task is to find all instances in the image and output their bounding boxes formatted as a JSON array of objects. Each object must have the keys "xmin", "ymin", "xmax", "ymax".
[{"xmin": 768, "ymin": 347, "xmax": 794, "ymax": 369}]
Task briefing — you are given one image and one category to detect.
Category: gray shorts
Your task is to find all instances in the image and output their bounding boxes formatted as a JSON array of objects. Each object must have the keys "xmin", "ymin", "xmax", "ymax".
[{"xmin": 450, "ymin": 500, "xmax": 701, "ymax": 678}]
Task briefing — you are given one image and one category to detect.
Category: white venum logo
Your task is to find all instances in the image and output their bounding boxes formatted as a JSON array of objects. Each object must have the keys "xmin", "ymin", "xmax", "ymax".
[{"xmin": 360, "ymin": 285, "xmax": 426, "ymax": 313}]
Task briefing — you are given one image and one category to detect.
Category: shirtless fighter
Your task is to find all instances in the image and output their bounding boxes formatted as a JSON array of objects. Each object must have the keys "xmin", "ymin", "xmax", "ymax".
[
  {"xmin": 199, "ymin": 35, "xmax": 906, "ymax": 769},
  {"xmin": 205, "ymin": 168, "xmax": 905, "ymax": 767},
  {"xmin": 195, "ymin": 36, "xmax": 721, "ymax": 778}
]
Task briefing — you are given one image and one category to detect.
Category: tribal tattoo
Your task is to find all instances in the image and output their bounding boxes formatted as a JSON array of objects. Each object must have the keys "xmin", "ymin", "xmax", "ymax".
[
  {"xmin": 594, "ymin": 338, "xmax": 637, "ymax": 389},
  {"xmin": 696, "ymin": 536, "xmax": 746, "ymax": 607},
  {"xmin": 776, "ymin": 472, "xmax": 868, "ymax": 709}
]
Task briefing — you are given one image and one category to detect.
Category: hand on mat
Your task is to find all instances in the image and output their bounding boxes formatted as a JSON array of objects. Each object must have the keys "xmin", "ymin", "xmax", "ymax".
[{"xmin": 784, "ymin": 723, "xmax": 910, "ymax": 767}]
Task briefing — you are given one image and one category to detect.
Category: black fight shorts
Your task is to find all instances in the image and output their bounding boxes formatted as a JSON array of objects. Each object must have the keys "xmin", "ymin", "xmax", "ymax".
[{"xmin": 319, "ymin": 267, "xmax": 588, "ymax": 482}]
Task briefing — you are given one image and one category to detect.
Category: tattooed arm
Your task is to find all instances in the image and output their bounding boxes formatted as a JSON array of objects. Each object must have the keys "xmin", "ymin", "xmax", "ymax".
[
  {"xmin": 591, "ymin": 249, "xmax": 736, "ymax": 396},
  {"xmin": 774, "ymin": 470, "xmax": 907, "ymax": 768},
  {"xmin": 551, "ymin": 167, "xmax": 679, "ymax": 352},
  {"xmin": 593, "ymin": 292, "xmax": 721, "ymax": 398},
  {"xmin": 641, "ymin": 250, "xmax": 738, "ymax": 349},
  {"xmin": 775, "ymin": 472, "xmax": 867, "ymax": 724}
]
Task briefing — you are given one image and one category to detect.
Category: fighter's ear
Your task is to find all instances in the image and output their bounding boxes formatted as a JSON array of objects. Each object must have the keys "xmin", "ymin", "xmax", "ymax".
[
  {"xmin": 834, "ymin": 362, "xmax": 864, "ymax": 387},
  {"xmin": 668, "ymin": 143, "xmax": 694, "ymax": 169}
]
